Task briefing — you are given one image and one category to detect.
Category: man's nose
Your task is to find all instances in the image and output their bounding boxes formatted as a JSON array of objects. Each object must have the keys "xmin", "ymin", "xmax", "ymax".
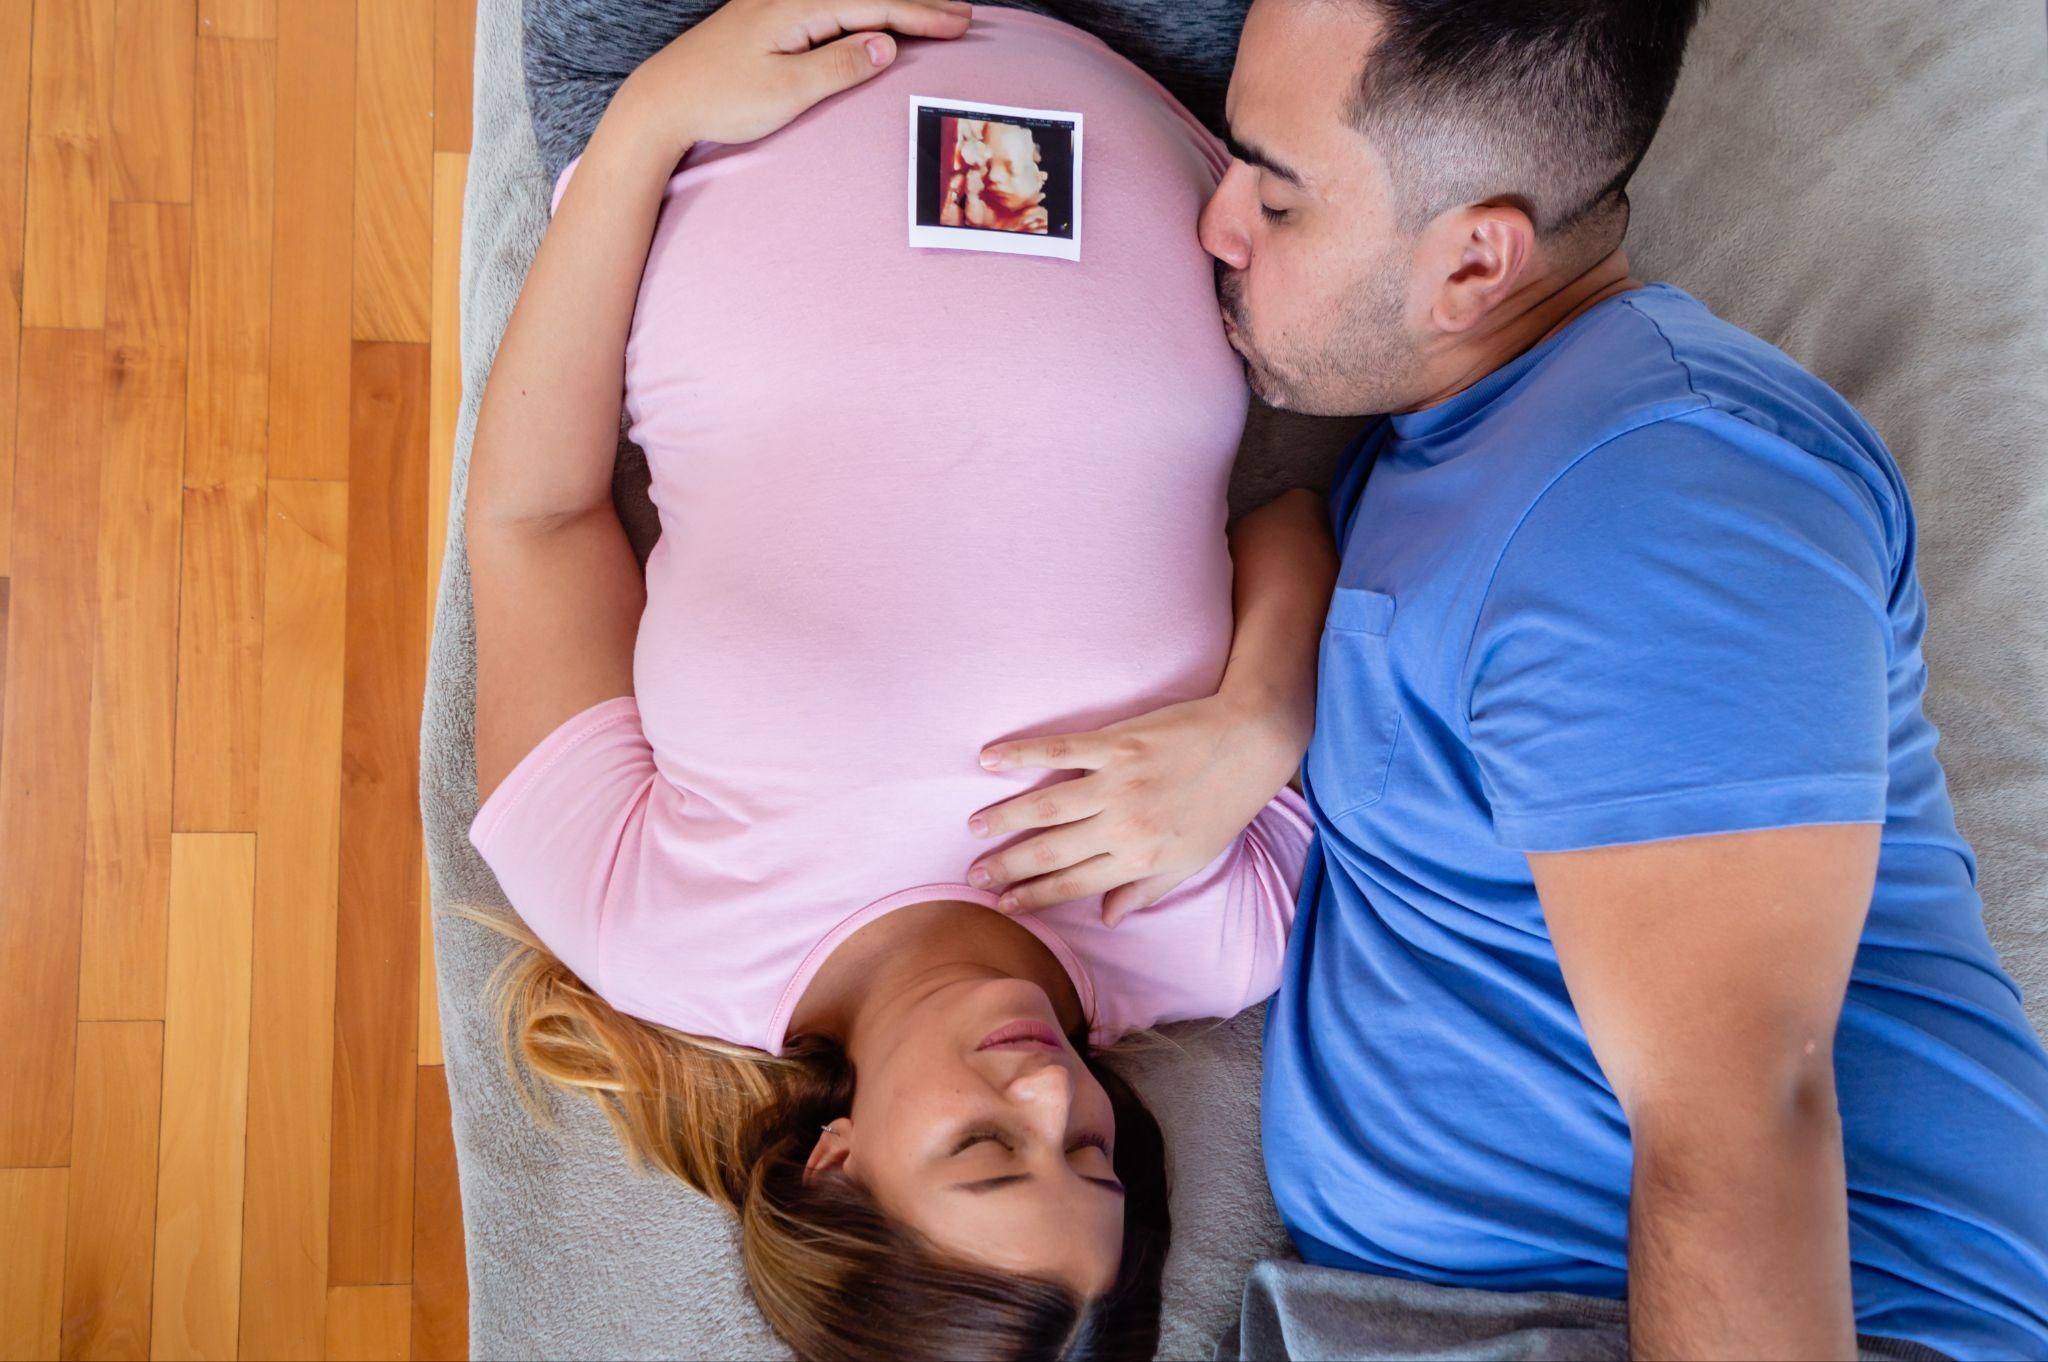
[{"xmin": 1199, "ymin": 168, "xmax": 1252, "ymax": 270}]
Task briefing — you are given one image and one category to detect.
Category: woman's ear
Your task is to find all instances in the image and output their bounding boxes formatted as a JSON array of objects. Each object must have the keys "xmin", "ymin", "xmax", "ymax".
[{"xmin": 803, "ymin": 1118, "xmax": 854, "ymax": 1185}]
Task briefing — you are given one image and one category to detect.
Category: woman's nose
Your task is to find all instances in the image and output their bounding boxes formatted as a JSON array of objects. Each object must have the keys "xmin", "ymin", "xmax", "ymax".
[{"xmin": 1005, "ymin": 1062, "xmax": 1075, "ymax": 1138}]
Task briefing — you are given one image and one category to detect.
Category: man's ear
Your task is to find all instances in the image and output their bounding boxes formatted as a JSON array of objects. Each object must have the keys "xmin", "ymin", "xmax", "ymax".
[
  {"xmin": 803, "ymin": 1118, "xmax": 854, "ymax": 1185},
  {"xmin": 1426, "ymin": 203, "xmax": 1536, "ymax": 334}
]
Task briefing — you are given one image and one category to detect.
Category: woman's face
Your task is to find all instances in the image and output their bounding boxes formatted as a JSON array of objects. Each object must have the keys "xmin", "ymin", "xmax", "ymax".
[{"xmin": 807, "ymin": 976, "xmax": 1125, "ymax": 1299}]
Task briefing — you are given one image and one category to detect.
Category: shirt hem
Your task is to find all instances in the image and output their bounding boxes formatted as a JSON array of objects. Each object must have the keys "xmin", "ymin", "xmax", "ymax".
[
  {"xmin": 468, "ymin": 695, "xmax": 643, "ymax": 857},
  {"xmin": 764, "ymin": 883, "xmax": 1099, "ymax": 1055},
  {"xmin": 1492, "ymin": 773, "xmax": 1886, "ymax": 852}
]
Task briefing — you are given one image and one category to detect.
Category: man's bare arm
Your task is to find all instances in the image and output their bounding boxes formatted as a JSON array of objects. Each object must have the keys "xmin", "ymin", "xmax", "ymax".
[{"xmin": 1530, "ymin": 823, "xmax": 1878, "ymax": 1360}]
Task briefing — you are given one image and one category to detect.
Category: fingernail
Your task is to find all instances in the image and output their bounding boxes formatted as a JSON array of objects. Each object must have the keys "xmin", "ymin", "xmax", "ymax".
[
  {"xmin": 979, "ymin": 750, "xmax": 1002, "ymax": 770},
  {"xmin": 866, "ymin": 36, "xmax": 890, "ymax": 65},
  {"xmin": 969, "ymin": 865, "xmax": 991, "ymax": 888},
  {"xmin": 968, "ymin": 816, "xmax": 988, "ymax": 837},
  {"xmin": 997, "ymin": 894, "xmax": 1019, "ymax": 913}
]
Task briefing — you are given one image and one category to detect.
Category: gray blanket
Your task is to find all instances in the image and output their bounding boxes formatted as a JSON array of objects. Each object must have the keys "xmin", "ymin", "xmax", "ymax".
[{"xmin": 421, "ymin": 1, "xmax": 2048, "ymax": 1357}]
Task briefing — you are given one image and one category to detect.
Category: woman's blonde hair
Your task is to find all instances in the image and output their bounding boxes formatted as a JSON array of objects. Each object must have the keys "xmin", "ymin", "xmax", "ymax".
[{"xmin": 461, "ymin": 906, "xmax": 1172, "ymax": 1361}]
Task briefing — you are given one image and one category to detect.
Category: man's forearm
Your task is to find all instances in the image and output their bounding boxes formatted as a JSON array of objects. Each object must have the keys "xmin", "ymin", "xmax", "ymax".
[
  {"xmin": 1627, "ymin": 1092, "xmax": 1857, "ymax": 1360},
  {"xmin": 468, "ymin": 86, "xmax": 682, "ymax": 525},
  {"xmin": 1218, "ymin": 488, "xmax": 1338, "ymax": 748}
]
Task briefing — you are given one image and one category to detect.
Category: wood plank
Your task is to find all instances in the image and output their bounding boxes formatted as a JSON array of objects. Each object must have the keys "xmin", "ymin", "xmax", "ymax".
[
  {"xmin": 170, "ymin": 480, "xmax": 265, "ymax": 834},
  {"xmin": 150, "ymin": 833, "xmax": 257, "ymax": 1362},
  {"xmin": 409, "ymin": 1067, "xmax": 466, "ymax": 1362},
  {"xmin": 79, "ymin": 201, "xmax": 191, "ymax": 1022},
  {"xmin": 237, "ymin": 481, "xmax": 349, "ymax": 1362},
  {"xmin": 109, "ymin": 0, "xmax": 195, "ymax": 203},
  {"xmin": 0, "ymin": 326, "xmax": 105, "ymax": 1166},
  {"xmin": 353, "ymin": 0, "xmax": 433, "ymax": 342},
  {"xmin": 22, "ymin": 0, "xmax": 113, "ymax": 329},
  {"xmin": 330, "ymin": 341, "xmax": 428, "ymax": 1285},
  {"xmin": 60, "ymin": 1021, "xmax": 164, "ymax": 1362},
  {"xmin": 183, "ymin": 33, "xmax": 273, "ymax": 490},
  {"xmin": 0, "ymin": 1169, "xmax": 69, "ymax": 1362},
  {"xmin": 431, "ymin": 0, "xmax": 474, "ymax": 154},
  {"xmin": 0, "ymin": 0, "xmax": 30, "ymax": 575},
  {"xmin": 419, "ymin": 149, "xmax": 465, "ymax": 1069},
  {"xmin": 324, "ymin": 1287, "xmax": 409, "ymax": 1362},
  {"xmin": 197, "ymin": 0, "xmax": 275, "ymax": 40},
  {"xmin": 268, "ymin": 0, "xmax": 356, "ymax": 482}
]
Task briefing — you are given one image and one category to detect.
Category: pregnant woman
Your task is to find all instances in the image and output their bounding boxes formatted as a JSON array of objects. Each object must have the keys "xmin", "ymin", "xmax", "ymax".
[{"xmin": 465, "ymin": 1, "xmax": 1334, "ymax": 1357}]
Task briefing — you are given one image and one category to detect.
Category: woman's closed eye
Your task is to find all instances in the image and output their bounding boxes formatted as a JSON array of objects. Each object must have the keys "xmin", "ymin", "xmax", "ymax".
[{"xmin": 949, "ymin": 1129, "xmax": 1112, "ymax": 1157}]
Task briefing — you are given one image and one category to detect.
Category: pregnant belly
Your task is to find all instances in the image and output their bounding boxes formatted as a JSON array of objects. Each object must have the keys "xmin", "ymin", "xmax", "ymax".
[
  {"xmin": 633, "ymin": 518, "xmax": 1236, "ymax": 802},
  {"xmin": 611, "ymin": 8, "xmax": 1249, "ymax": 802}
]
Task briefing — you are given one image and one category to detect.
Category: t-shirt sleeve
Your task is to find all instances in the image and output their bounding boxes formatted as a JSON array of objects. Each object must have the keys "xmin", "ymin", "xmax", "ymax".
[
  {"xmin": 467, "ymin": 695, "xmax": 655, "ymax": 989},
  {"xmin": 1465, "ymin": 410, "xmax": 1895, "ymax": 852}
]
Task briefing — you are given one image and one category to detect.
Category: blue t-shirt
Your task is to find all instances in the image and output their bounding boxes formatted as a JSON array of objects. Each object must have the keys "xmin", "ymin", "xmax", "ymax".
[{"xmin": 1262, "ymin": 283, "xmax": 2048, "ymax": 1361}]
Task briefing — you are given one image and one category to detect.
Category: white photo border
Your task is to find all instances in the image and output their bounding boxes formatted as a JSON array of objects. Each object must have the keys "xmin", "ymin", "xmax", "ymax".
[{"xmin": 907, "ymin": 95, "xmax": 1084, "ymax": 261}]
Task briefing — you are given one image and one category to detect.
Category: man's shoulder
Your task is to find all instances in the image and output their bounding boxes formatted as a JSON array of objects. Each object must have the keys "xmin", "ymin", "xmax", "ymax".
[
  {"xmin": 1598, "ymin": 284, "xmax": 1894, "ymax": 473},
  {"xmin": 1505, "ymin": 284, "xmax": 1908, "ymax": 534}
]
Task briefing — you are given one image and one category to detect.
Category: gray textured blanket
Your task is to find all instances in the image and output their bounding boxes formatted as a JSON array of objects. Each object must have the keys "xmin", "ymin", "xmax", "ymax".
[{"xmin": 421, "ymin": 1, "xmax": 2048, "ymax": 1357}]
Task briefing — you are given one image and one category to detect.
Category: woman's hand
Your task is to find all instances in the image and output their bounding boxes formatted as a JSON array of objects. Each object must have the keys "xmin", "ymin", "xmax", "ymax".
[
  {"xmin": 964, "ymin": 688, "xmax": 1310, "ymax": 926},
  {"xmin": 611, "ymin": 0, "xmax": 972, "ymax": 159}
]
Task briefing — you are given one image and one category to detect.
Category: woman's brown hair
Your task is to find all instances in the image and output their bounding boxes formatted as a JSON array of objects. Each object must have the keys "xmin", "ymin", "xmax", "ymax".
[{"xmin": 466, "ymin": 908, "xmax": 1172, "ymax": 1361}]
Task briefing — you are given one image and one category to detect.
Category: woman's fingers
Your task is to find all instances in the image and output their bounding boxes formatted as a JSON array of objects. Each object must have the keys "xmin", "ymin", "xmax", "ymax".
[
  {"xmin": 993, "ymin": 855, "xmax": 1127, "ymax": 916},
  {"xmin": 775, "ymin": 0, "xmax": 972, "ymax": 52},
  {"xmin": 980, "ymin": 728, "xmax": 1117, "ymax": 773},
  {"xmin": 792, "ymin": 28, "xmax": 900, "ymax": 99},
  {"xmin": 968, "ymin": 817, "xmax": 1104, "ymax": 893}
]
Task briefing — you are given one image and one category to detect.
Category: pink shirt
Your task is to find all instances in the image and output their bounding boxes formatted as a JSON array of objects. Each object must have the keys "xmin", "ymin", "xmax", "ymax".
[{"xmin": 470, "ymin": 7, "xmax": 1311, "ymax": 1055}]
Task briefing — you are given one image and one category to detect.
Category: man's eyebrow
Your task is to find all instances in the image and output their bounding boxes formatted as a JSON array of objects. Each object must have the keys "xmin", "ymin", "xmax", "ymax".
[
  {"xmin": 1223, "ymin": 125, "xmax": 1309, "ymax": 191},
  {"xmin": 949, "ymin": 1173, "xmax": 1125, "ymax": 1195}
]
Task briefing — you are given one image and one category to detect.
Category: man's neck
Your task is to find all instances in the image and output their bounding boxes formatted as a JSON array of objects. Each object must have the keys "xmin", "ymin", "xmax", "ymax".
[
  {"xmin": 787, "ymin": 901, "xmax": 1087, "ymax": 1053},
  {"xmin": 1400, "ymin": 247, "xmax": 1641, "ymax": 415}
]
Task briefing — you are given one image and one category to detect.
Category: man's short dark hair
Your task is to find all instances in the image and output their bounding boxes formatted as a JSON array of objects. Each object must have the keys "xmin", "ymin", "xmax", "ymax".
[{"xmin": 1345, "ymin": 0, "xmax": 1707, "ymax": 243}]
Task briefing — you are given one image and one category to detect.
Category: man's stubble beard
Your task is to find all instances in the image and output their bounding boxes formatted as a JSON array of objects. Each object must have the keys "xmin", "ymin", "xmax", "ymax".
[{"xmin": 1217, "ymin": 245, "xmax": 1424, "ymax": 418}]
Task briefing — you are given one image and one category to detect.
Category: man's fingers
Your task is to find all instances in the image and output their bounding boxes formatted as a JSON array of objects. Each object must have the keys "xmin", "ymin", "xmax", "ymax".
[
  {"xmin": 1101, "ymin": 874, "xmax": 1180, "ymax": 927},
  {"xmin": 980, "ymin": 729, "xmax": 1114, "ymax": 773},
  {"xmin": 968, "ymin": 819, "xmax": 1104, "ymax": 893},
  {"xmin": 994, "ymin": 856, "xmax": 1124, "ymax": 915},
  {"xmin": 968, "ymin": 778, "xmax": 1103, "ymax": 840}
]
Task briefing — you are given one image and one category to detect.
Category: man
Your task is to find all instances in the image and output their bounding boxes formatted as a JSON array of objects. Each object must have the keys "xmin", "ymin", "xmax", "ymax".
[{"xmin": 1200, "ymin": 1, "xmax": 2048, "ymax": 1357}]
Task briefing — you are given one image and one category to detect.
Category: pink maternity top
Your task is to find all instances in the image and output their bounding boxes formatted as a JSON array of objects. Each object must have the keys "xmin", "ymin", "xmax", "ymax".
[{"xmin": 469, "ymin": 7, "xmax": 1311, "ymax": 1055}]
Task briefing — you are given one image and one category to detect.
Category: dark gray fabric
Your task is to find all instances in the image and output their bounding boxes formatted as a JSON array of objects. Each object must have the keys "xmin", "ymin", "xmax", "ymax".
[
  {"xmin": 1216, "ymin": 1260, "xmax": 1957, "ymax": 1362},
  {"xmin": 522, "ymin": 0, "xmax": 1251, "ymax": 188}
]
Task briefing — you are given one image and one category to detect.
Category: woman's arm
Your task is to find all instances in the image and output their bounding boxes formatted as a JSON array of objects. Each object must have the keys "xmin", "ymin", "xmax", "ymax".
[
  {"xmin": 469, "ymin": 0, "xmax": 973, "ymax": 803},
  {"xmin": 967, "ymin": 488, "xmax": 1338, "ymax": 923}
]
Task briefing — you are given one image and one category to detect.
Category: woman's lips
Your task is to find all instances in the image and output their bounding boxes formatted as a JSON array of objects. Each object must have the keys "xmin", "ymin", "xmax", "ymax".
[{"xmin": 977, "ymin": 1019, "xmax": 1065, "ymax": 1052}]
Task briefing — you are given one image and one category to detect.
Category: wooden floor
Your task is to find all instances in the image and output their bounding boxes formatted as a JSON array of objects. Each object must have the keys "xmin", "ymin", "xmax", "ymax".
[{"xmin": 0, "ymin": 1, "xmax": 474, "ymax": 1357}]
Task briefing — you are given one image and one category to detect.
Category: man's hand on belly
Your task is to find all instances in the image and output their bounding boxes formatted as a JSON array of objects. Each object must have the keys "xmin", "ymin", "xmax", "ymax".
[
  {"xmin": 964, "ymin": 490, "xmax": 1334, "ymax": 923},
  {"xmin": 964, "ymin": 689, "xmax": 1306, "ymax": 923}
]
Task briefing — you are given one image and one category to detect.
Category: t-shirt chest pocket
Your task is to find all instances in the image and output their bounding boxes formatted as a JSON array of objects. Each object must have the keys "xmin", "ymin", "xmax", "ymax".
[{"xmin": 1304, "ymin": 587, "xmax": 1402, "ymax": 820}]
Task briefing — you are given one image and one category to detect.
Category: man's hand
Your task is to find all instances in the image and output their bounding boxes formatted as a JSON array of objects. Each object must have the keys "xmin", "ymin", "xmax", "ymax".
[
  {"xmin": 612, "ymin": 0, "xmax": 972, "ymax": 160},
  {"xmin": 966, "ymin": 689, "xmax": 1306, "ymax": 924},
  {"xmin": 1531, "ymin": 824, "xmax": 1877, "ymax": 1361},
  {"xmin": 965, "ymin": 488, "xmax": 1334, "ymax": 923}
]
